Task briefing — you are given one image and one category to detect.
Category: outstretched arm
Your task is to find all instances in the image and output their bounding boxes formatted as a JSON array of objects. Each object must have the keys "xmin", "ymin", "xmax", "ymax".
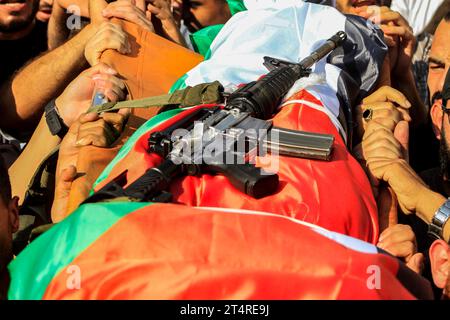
[
  {"xmin": 0, "ymin": 24, "xmax": 96, "ymax": 132},
  {"xmin": 8, "ymin": 63, "xmax": 126, "ymax": 204}
]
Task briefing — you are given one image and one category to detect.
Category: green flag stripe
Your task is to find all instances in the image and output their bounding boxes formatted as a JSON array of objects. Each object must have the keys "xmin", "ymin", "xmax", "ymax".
[
  {"xmin": 227, "ymin": 0, "xmax": 246, "ymax": 15},
  {"xmin": 93, "ymin": 108, "xmax": 184, "ymax": 190},
  {"xmin": 8, "ymin": 202, "xmax": 150, "ymax": 300}
]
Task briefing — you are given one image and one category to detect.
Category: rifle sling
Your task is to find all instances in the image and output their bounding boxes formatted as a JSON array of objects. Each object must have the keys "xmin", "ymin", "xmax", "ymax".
[{"xmin": 88, "ymin": 81, "xmax": 224, "ymax": 114}]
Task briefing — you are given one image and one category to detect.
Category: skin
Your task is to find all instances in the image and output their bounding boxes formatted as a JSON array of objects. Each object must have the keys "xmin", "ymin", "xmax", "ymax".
[
  {"xmin": 335, "ymin": 0, "xmax": 384, "ymax": 14},
  {"xmin": 146, "ymin": 0, "xmax": 186, "ymax": 45},
  {"xmin": 84, "ymin": 21, "xmax": 132, "ymax": 66},
  {"xmin": 363, "ymin": 113, "xmax": 450, "ymax": 243},
  {"xmin": 428, "ymin": 20, "xmax": 450, "ymax": 109},
  {"xmin": 0, "ymin": 0, "xmax": 38, "ymax": 40},
  {"xmin": 429, "ymin": 240, "xmax": 450, "ymax": 299},
  {"xmin": 51, "ymin": 0, "xmax": 232, "ymax": 47},
  {"xmin": 1, "ymin": 0, "xmax": 156, "ymax": 132},
  {"xmin": 345, "ymin": 3, "xmax": 426, "ymax": 127},
  {"xmin": 35, "ymin": 0, "xmax": 52, "ymax": 22},
  {"xmin": 8, "ymin": 63, "xmax": 126, "ymax": 204},
  {"xmin": 180, "ymin": 0, "xmax": 231, "ymax": 33},
  {"xmin": 52, "ymin": 110, "xmax": 129, "ymax": 222},
  {"xmin": 47, "ymin": 0, "xmax": 69, "ymax": 49},
  {"xmin": 0, "ymin": 23, "xmax": 97, "ymax": 131},
  {"xmin": 363, "ymin": 20, "xmax": 450, "ymax": 257}
]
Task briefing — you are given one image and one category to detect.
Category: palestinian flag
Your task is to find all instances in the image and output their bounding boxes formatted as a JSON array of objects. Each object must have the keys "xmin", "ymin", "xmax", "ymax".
[
  {"xmin": 8, "ymin": 203, "xmax": 432, "ymax": 300},
  {"xmin": 7, "ymin": 1, "xmax": 398, "ymax": 300},
  {"xmin": 173, "ymin": 0, "xmax": 388, "ymax": 145},
  {"xmin": 89, "ymin": 88, "xmax": 380, "ymax": 244}
]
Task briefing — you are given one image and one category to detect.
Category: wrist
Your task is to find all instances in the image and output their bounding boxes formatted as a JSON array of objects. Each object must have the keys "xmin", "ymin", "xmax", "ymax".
[
  {"xmin": 416, "ymin": 187, "xmax": 447, "ymax": 224},
  {"xmin": 444, "ymin": 223, "xmax": 450, "ymax": 243}
]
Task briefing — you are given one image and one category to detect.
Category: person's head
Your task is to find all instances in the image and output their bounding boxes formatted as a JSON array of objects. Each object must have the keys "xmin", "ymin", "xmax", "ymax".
[
  {"xmin": 431, "ymin": 57, "xmax": 450, "ymax": 179},
  {"xmin": 429, "ymin": 240, "xmax": 450, "ymax": 299},
  {"xmin": 0, "ymin": 156, "xmax": 19, "ymax": 275},
  {"xmin": 180, "ymin": 0, "xmax": 231, "ymax": 33},
  {"xmin": 0, "ymin": 0, "xmax": 39, "ymax": 38},
  {"xmin": 35, "ymin": 0, "xmax": 52, "ymax": 23},
  {"xmin": 428, "ymin": 13, "xmax": 450, "ymax": 108}
]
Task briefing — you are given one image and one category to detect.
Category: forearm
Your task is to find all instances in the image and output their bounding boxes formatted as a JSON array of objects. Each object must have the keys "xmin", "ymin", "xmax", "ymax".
[
  {"xmin": 392, "ymin": 69, "xmax": 427, "ymax": 128},
  {"xmin": 0, "ymin": 24, "xmax": 95, "ymax": 131},
  {"xmin": 58, "ymin": 0, "xmax": 89, "ymax": 17},
  {"xmin": 48, "ymin": 0, "xmax": 71, "ymax": 50},
  {"xmin": 8, "ymin": 116, "xmax": 61, "ymax": 204}
]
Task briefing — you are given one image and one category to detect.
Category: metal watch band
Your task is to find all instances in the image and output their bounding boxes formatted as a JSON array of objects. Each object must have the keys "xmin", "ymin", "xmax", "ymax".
[
  {"xmin": 44, "ymin": 99, "xmax": 68, "ymax": 139},
  {"xmin": 428, "ymin": 199, "xmax": 450, "ymax": 240}
]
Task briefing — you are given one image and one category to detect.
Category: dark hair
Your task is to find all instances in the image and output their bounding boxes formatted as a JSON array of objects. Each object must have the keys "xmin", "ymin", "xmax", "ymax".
[
  {"xmin": 0, "ymin": 156, "xmax": 11, "ymax": 205},
  {"xmin": 444, "ymin": 69, "xmax": 450, "ymax": 110},
  {"xmin": 446, "ymin": 10, "xmax": 450, "ymax": 22}
]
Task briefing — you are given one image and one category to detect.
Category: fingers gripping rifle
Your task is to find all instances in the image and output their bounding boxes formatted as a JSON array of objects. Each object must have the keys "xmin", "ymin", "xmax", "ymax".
[{"xmin": 83, "ymin": 31, "xmax": 347, "ymax": 204}]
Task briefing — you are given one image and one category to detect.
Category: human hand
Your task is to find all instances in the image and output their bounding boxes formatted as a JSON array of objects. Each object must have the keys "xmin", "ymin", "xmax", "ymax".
[
  {"xmin": 71, "ymin": 111, "xmax": 129, "ymax": 148},
  {"xmin": 356, "ymin": 86, "xmax": 412, "ymax": 139},
  {"xmin": 353, "ymin": 6, "xmax": 415, "ymax": 75},
  {"xmin": 52, "ymin": 110, "xmax": 129, "ymax": 222},
  {"xmin": 364, "ymin": 121, "xmax": 427, "ymax": 214},
  {"xmin": 102, "ymin": 0, "xmax": 155, "ymax": 32},
  {"xmin": 85, "ymin": 21, "xmax": 131, "ymax": 66},
  {"xmin": 55, "ymin": 63, "xmax": 126, "ymax": 127},
  {"xmin": 378, "ymin": 224, "xmax": 424, "ymax": 274},
  {"xmin": 146, "ymin": 0, "xmax": 186, "ymax": 46}
]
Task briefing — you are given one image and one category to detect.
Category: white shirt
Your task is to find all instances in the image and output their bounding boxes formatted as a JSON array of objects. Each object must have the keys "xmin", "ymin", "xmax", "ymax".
[{"xmin": 390, "ymin": 0, "xmax": 445, "ymax": 35}]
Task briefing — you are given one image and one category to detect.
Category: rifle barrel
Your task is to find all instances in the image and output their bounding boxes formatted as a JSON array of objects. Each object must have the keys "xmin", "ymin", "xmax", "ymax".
[{"xmin": 298, "ymin": 31, "xmax": 347, "ymax": 69}]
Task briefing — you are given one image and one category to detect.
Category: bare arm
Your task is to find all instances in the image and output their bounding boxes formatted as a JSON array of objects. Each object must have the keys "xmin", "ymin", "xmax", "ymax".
[
  {"xmin": 48, "ymin": 0, "xmax": 71, "ymax": 50},
  {"xmin": 8, "ymin": 63, "xmax": 126, "ymax": 204},
  {"xmin": 415, "ymin": 188, "xmax": 449, "ymax": 242},
  {"xmin": 58, "ymin": 0, "xmax": 90, "ymax": 17},
  {"xmin": 0, "ymin": 24, "xmax": 96, "ymax": 132}
]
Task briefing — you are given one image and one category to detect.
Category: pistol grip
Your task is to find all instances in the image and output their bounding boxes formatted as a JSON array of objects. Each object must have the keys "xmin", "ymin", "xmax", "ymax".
[{"xmin": 207, "ymin": 163, "xmax": 279, "ymax": 199}]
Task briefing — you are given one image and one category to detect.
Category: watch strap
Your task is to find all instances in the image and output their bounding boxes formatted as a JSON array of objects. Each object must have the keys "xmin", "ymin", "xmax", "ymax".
[
  {"xmin": 428, "ymin": 199, "xmax": 450, "ymax": 240},
  {"xmin": 45, "ymin": 99, "xmax": 68, "ymax": 139}
]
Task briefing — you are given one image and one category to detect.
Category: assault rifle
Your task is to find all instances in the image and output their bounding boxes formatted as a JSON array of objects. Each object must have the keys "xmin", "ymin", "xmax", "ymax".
[{"xmin": 83, "ymin": 31, "xmax": 347, "ymax": 204}]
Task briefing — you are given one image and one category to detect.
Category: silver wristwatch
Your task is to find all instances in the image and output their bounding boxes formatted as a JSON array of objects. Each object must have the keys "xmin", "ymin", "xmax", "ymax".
[{"xmin": 428, "ymin": 199, "xmax": 450, "ymax": 240}]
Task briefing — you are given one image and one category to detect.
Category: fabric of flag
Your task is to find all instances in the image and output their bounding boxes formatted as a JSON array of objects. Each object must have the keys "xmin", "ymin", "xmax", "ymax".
[
  {"xmin": 90, "ymin": 87, "xmax": 379, "ymax": 244},
  {"xmin": 8, "ymin": 203, "xmax": 433, "ymax": 300}
]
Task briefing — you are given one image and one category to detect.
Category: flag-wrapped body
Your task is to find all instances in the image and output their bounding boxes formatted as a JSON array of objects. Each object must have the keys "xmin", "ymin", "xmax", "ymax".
[
  {"xmin": 8, "ymin": 0, "xmax": 405, "ymax": 299},
  {"xmin": 8, "ymin": 203, "xmax": 432, "ymax": 300}
]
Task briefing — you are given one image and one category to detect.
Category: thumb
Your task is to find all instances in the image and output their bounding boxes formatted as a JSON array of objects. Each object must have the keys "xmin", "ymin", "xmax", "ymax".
[
  {"xmin": 406, "ymin": 253, "xmax": 425, "ymax": 275},
  {"xmin": 89, "ymin": 0, "xmax": 108, "ymax": 24},
  {"xmin": 394, "ymin": 120, "xmax": 409, "ymax": 162},
  {"xmin": 84, "ymin": 63, "xmax": 117, "ymax": 77}
]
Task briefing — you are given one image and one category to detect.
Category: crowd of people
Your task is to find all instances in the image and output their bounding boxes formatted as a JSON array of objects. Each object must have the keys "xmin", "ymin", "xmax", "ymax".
[{"xmin": 1, "ymin": 0, "xmax": 450, "ymax": 300}]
